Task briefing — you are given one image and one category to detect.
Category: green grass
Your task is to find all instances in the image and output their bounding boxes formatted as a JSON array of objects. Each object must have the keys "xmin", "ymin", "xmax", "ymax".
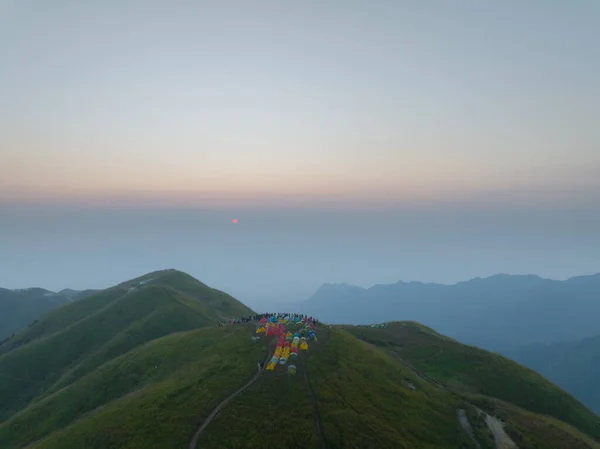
[
  {"xmin": 2, "ymin": 272, "xmax": 600, "ymax": 449},
  {"xmin": 0, "ymin": 288, "xmax": 71, "ymax": 341},
  {"xmin": 1, "ymin": 288, "xmax": 124, "ymax": 354},
  {"xmin": 0, "ymin": 325, "xmax": 266, "ymax": 449},
  {"xmin": 306, "ymin": 328, "xmax": 475, "ymax": 449},
  {"xmin": 200, "ymin": 325, "xmax": 478, "ymax": 449},
  {"xmin": 0, "ymin": 270, "xmax": 255, "ymax": 422},
  {"xmin": 195, "ymin": 354, "xmax": 320, "ymax": 448},
  {"xmin": 469, "ymin": 396, "xmax": 600, "ymax": 449},
  {"xmin": 343, "ymin": 321, "xmax": 600, "ymax": 442}
]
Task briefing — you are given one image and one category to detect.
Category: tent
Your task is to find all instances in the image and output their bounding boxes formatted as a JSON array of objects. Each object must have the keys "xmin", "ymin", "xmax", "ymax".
[
  {"xmin": 288, "ymin": 365, "xmax": 297, "ymax": 374},
  {"xmin": 300, "ymin": 342, "xmax": 309, "ymax": 350}
]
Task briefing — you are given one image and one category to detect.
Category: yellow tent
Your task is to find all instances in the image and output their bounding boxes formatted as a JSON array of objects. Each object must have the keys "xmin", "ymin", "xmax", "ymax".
[
  {"xmin": 300, "ymin": 342, "xmax": 309, "ymax": 350},
  {"xmin": 266, "ymin": 362, "xmax": 276, "ymax": 371}
]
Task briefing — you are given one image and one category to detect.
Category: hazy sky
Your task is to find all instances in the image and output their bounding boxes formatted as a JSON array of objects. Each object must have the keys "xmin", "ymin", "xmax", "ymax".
[{"xmin": 1, "ymin": 1, "xmax": 599, "ymax": 308}]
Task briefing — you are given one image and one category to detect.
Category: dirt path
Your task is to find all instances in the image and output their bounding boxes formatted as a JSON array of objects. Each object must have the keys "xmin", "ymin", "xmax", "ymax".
[
  {"xmin": 300, "ymin": 351, "xmax": 327, "ymax": 449},
  {"xmin": 485, "ymin": 414, "xmax": 518, "ymax": 449},
  {"xmin": 188, "ymin": 341, "xmax": 271, "ymax": 449}
]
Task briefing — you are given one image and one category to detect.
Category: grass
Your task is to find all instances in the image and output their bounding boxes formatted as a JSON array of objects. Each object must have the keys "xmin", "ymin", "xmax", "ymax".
[
  {"xmin": 2, "ymin": 271, "xmax": 600, "ymax": 448},
  {"xmin": 1, "ymin": 288, "xmax": 124, "ymax": 354},
  {"xmin": 306, "ymin": 328, "xmax": 475, "ymax": 449},
  {"xmin": 0, "ymin": 270, "xmax": 255, "ymax": 422},
  {"xmin": 343, "ymin": 321, "xmax": 600, "ymax": 442},
  {"xmin": 469, "ymin": 396, "xmax": 600, "ymax": 449},
  {"xmin": 0, "ymin": 288, "xmax": 71, "ymax": 341},
  {"xmin": 0, "ymin": 325, "xmax": 265, "ymax": 449},
  {"xmin": 199, "ymin": 325, "xmax": 478, "ymax": 449}
]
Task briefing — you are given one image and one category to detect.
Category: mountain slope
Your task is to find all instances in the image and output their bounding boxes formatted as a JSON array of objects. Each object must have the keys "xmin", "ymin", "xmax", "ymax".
[
  {"xmin": 300, "ymin": 273, "xmax": 600, "ymax": 350},
  {"xmin": 0, "ymin": 272, "xmax": 598, "ymax": 448},
  {"xmin": 0, "ymin": 288, "xmax": 71, "ymax": 341},
  {"xmin": 0, "ymin": 325, "xmax": 265, "ymax": 449},
  {"xmin": 196, "ymin": 326, "xmax": 476, "ymax": 449},
  {"xmin": 0, "ymin": 269, "xmax": 253, "ymax": 421},
  {"xmin": 2, "ymin": 320, "xmax": 599, "ymax": 449},
  {"xmin": 343, "ymin": 322, "xmax": 600, "ymax": 442},
  {"xmin": 503, "ymin": 334, "xmax": 600, "ymax": 415}
]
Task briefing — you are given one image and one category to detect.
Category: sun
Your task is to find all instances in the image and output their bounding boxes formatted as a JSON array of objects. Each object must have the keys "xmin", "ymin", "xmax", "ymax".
[{"xmin": 232, "ymin": 218, "xmax": 238, "ymax": 224}]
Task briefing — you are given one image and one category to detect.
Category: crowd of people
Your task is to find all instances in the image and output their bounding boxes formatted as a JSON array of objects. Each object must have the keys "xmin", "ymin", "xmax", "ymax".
[{"xmin": 229, "ymin": 313, "xmax": 319, "ymax": 326}]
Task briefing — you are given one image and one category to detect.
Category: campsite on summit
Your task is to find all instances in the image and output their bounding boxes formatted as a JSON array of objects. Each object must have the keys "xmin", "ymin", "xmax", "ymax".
[{"xmin": 1, "ymin": 270, "xmax": 599, "ymax": 449}]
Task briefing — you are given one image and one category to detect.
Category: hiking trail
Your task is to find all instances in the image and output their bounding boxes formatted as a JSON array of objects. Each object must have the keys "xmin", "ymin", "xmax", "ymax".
[{"xmin": 187, "ymin": 343, "xmax": 270, "ymax": 449}]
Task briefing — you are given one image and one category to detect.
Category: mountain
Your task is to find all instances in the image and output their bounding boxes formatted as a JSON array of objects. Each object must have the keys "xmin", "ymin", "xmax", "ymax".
[
  {"xmin": 0, "ymin": 269, "xmax": 253, "ymax": 420},
  {"xmin": 0, "ymin": 287, "xmax": 79, "ymax": 341},
  {"xmin": 298, "ymin": 273, "xmax": 600, "ymax": 350},
  {"xmin": 0, "ymin": 270, "xmax": 598, "ymax": 448},
  {"xmin": 503, "ymin": 334, "xmax": 600, "ymax": 415},
  {"xmin": 57, "ymin": 288, "xmax": 101, "ymax": 301}
]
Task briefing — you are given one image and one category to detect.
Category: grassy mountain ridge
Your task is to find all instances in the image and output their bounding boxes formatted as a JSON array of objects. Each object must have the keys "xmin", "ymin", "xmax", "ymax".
[
  {"xmin": 0, "ymin": 286, "xmax": 100, "ymax": 341},
  {"xmin": 0, "ymin": 288, "xmax": 70, "ymax": 341},
  {"xmin": 1, "ymin": 270, "xmax": 599, "ymax": 448},
  {"xmin": 196, "ymin": 326, "xmax": 476, "ymax": 449},
  {"xmin": 343, "ymin": 322, "xmax": 600, "ymax": 442},
  {"xmin": 0, "ymin": 270, "xmax": 253, "ymax": 422},
  {"xmin": 0, "ymin": 325, "xmax": 265, "ymax": 449}
]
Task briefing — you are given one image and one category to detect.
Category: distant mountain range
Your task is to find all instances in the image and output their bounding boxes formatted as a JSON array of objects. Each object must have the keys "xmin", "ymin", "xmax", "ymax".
[
  {"xmin": 0, "ymin": 287, "xmax": 99, "ymax": 340},
  {"xmin": 298, "ymin": 273, "xmax": 600, "ymax": 350},
  {"xmin": 0, "ymin": 269, "xmax": 598, "ymax": 448}
]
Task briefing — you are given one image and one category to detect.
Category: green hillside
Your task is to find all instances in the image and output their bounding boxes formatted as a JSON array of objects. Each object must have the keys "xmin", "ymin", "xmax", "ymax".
[
  {"xmin": 0, "ymin": 271, "xmax": 599, "ymax": 449},
  {"xmin": 343, "ymin": 321, "xmax": 600, "ymax": 444},
  {"xmin": 0, "ymin": 288, "xmax": 70, "ymax": 341},
  {"xmin": 0, "ymin": 325, "xmax": 265, "ymax": 449},
  {"xmin": 0, "ymin": 286, "xmax": 100, "ymax": 341},
  {"xmin": 0, "ymin": 269, "xmax": 252, "ymax": 421},
  {"xmin": 196, "ymin": 327, "xmax": 476, "ymax": 449}
]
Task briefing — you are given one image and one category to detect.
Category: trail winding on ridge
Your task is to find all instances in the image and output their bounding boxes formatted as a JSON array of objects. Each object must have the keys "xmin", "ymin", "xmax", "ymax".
[{"xmin": 188, "ymin": 344, "xmax": 270, "ymax": 449}]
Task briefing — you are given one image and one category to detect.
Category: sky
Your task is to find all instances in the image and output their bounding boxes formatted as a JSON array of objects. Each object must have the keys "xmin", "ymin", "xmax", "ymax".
[{"xmin": 1, "ymin": 1, "xmax": 599, "ymax": 309}]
